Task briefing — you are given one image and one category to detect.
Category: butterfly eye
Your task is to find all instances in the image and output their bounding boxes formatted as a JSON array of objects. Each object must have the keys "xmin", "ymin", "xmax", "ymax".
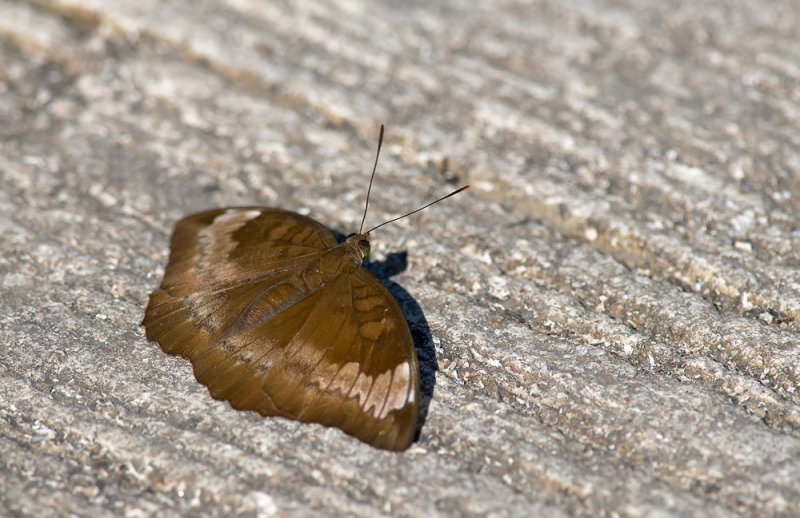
[{"xmin": 358, "ymin": 239, "xmax": 371, "ymax": 257}]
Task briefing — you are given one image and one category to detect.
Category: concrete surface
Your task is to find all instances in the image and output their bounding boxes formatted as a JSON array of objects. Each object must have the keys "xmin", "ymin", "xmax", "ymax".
[{"xmin": 1, "ymin": 0, "xmax": 799, "ymax": 516}]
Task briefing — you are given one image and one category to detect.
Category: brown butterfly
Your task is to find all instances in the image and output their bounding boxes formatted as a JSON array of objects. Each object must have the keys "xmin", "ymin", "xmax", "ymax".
[{"xmin": 142, "ymin": 125, "xmax": 468, "ymax": 450}]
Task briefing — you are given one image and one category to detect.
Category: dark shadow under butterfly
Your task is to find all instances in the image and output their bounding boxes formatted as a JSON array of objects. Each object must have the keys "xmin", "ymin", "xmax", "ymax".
[{"xmin": 141, "ymin": 125, "xmax": 468, "ymax": 450}]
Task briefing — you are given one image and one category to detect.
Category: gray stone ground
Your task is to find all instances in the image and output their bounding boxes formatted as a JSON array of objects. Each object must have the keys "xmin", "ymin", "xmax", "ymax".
[{"xmin": 1, "ymin": 0, "xmax": 799, "ymax": 516}]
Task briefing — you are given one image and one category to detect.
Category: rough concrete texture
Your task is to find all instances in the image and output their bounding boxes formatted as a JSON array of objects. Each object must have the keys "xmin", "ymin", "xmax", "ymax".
[{"xmin": 1, "ymin": 0, "xmax": 799, "ymax": 516}]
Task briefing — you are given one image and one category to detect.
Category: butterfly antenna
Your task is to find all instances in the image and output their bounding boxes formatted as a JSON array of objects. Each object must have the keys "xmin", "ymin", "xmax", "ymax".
[
  {"xmin": 366, "ymin": 185, "xmax": 470, "ymax": 234},
  {"xmin": 359, "ymin": 124, "xmax": 385, "ymax": 234}
]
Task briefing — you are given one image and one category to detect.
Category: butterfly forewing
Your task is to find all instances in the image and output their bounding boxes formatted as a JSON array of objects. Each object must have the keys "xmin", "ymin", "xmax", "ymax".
[
  {"xmin": 142, "ymin": 207, "xmax": 419, "ymax": 450},
  {"xmin": 160, "ymin": 208, "xmax": 338, "ymax": 296}
]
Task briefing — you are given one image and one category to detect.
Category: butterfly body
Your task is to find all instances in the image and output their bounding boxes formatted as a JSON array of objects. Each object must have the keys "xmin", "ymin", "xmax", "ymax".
[{"xmin": 143, "ymin": 207, "xmax": 419, "ymax": 450}]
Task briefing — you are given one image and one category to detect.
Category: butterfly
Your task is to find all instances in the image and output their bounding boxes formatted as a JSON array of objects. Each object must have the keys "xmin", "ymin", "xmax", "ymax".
[{"xmin": 142, "ymin": 125, "xmax": 468, "ymax": 450}]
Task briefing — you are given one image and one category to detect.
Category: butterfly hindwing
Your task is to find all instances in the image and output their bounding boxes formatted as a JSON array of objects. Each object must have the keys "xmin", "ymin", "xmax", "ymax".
[{"xmin": 254, "ymin": 269, "xmax": 418, "ymax": 450}]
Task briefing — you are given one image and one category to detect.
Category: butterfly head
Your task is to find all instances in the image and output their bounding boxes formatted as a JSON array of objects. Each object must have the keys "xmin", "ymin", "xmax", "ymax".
[{"xmin": 345, "ymin": 232, "xmax": 371, "ymax": 260}]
